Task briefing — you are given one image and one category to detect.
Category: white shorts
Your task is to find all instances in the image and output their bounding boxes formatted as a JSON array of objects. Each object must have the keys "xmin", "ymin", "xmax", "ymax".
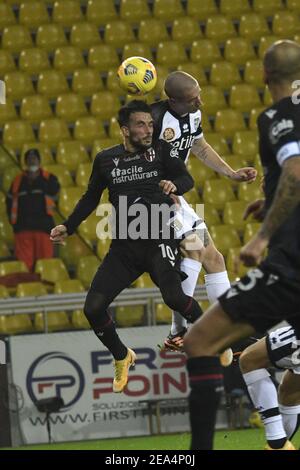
[
  {"xmin": 266, "ymin": 326, "xmax": 300, "ymax": 374},
  {"xmin": 168, "ymin": 195, "xmax": 207, "ymax": 241}
]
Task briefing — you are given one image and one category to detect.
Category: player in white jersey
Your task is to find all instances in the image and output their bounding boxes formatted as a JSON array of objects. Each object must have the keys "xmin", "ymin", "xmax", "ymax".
[{"xmin": 151, "ymin": 71, "xmax": 257, "ymax": 353}]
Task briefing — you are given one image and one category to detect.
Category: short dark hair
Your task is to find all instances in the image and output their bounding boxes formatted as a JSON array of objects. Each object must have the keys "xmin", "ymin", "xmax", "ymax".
[
  {"xmin": 24, "ymin": 148, "xmax": 41, "ymax": 163},
  {"xmin": 117, "ymin": 100, "xmax": 152, "ymax": 127}
]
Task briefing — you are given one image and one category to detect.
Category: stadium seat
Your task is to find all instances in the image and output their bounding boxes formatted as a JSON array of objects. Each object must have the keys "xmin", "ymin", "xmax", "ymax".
[
  {"xmin": 34, "ymin": 312, "xmax": 70, "ymax": 332},
  {"xmin": 243, "ymin": 222, "xmax": 262, "ymax": 243},
  {"xmin": 52, "ymin": 0, "xmax": 83, "ymax": 28},
  {"xmin": 59, "ymin": 187, "xmax": 84, "ymax": 217},
  {"xmin": 238, "ymin": 180, "xmax": 264, "ymax": 203},
  {"xmin": 253, "ymin": 0, "xmax": 284, "ymax": 16},
  {"xmin": 201, "ymin": 86, "xmax": 227, "ymax": 115},
  {"xmin": 223, "ymin": 154, "xmax": 248, "ymax": 170},
  {"xmin": 224, "ymin": 38, "xmax": 256, "ymax": 65},
  {"xmin": 2, "ymin": 25, "xmax": 33, "ymax": 53},
  {"xmin": 92, "ymin": 139, "xmax": 120, "ymax": 158},
  {"xmin": 258, "ymin": 36, "xmax": 281, "ymax": 59},
  {"xmin": 88, "ymin": 45, "xmax": 119, "ymax": 72},
  {"xmin": 220, "ymin": 0, "xmax": 251, "ymax": 19},
  {"xmin": 182, "ymin": 187, "xmax": 201, "ymax": 205},
  {"xmin": 206, "ymin": 15, "xmax": 236, "ymax": 41},
  {"xmin": 108, "ymin": 117, "xmax": 124, "ymax": 140},
  {"xmin": 35, "ymin": 258, "xmax": 69, "ymax": 285},
  {"xmin": 74, "ymin": 117, "xmax": 106, "ymax": 145},
  {"xmin": 90, "ymin": 92, "xmax": 120, "ymax": 120},
  {"xmin": 106, "ymin": 68, "xmax": 126, "ymax": 95},
  {"xmin": 177, "ymin": 63, "xmax": 207, "ymax": 86},
  {"xmin": 0, "ymin": 216, "xmax": 14, "ymax": 247},
  {"xmin": 187, "ymin": 0, "xmax": 218, "ymax": 19},
  {"xmin": 21, "ymin": 143, "xmax": 54, "ymax": 167},
  {"xmin": 203, "ymin": 179, "xmax": 236, "ymax": 210},
  {"xmin": 75, "ymin": 163, "xmax": 92, "ymax": 187},
  {"xmin": 70, "ymin": 22, "xmax": 101, "ymax": 49},
  {"xmin": 191, "ymin": 40, "xmax": 222, "ymax": 67},
  {"xmin": 54, "ymin": 279, "xmax": 85, "ymax": 294},
  {"xmin": 205, "ymin": 132, "xmax": 230, "ymax": 156},
  {"xmin": 97, "ymin": 237, "xmax": 112, "ymax": 259},
  {"xmin": 202, "ymin": 204, "xmax": 221, "ymax": 227},
  {"xmin": 59, "ymin": 236, "xmax": 92, "ymax": 269},
  {"xmin": 4, "ymin": 71, "xmax": 34, "ymax": 100},
  {"xmin": 3, "ymin": 121, "xmax": 35, "ymax": 150},
  {"xmin": 0, "ymin": 4, "xmax": 16, "ymax": 29},
  {"xmin": 0, "ymin": 242, "xmax": 10, "ymax": 258},
  {"xmin": 54, "ymin": 47, "xmax": 85, "ymax": 74},
  {"xmin": 188, "ymin": 156, "xmax": 216, "ymax": 187},
  {"xmin": 153, "ymin": 0, "xmax": 184, "ymax": 21},
  {"xmin": 104, "ymin": 21, "xmax": 135, "ymax": 48},
  {"xmin": 210, "ymin": 61, "xmax": 241, "ymax": 89},
  {"xmin": 36, "ymin": 24, "xmax": 68, "ymax": 52},
  {"xmin": 56, "ymin": 93, "xmax": 88, "ymax": 122},
  {"xmin": 253, "ymin": 153, "xmax": 263, "ymax": 176},
  {"xmin": 209, "ymin": 225, "xmax": 241, "ymax": 255},
  {"xmin": 19, "ymin": 2, "xmax": 50, "ymax": 28},
  {"xmin": 5, "ymin": 315, "xmax": 34, "ymax": 334},
  {"xmin": 16, "ymin": 282, "xmax": 48, "ymax": 297},
  {"xmin": 239, "ymin": 14, "xmax": 270, "ymax": 41},
  {"xmin": 244, "ymin": 60, "xmax": 264, "ymax": 87},
  {"xmin": 44, "ymin": 164, "xmax": 74, "ymax": 188},
  {"xmin": 39, "ymin": 119, "xmax": 71, "ymax": 146},
  {"xmin": 56, "ymin": 141, "xmax": 89, "ymax": 172},
  {"xmin": 2, "ymin": 165, "xmax": 21, "ymax": 193},
  {"xmin": 232, "ymin": 131, "xmax": 259, "ymax": 160},
  {"xmin": 214, "ymin": 109, "xmax": 246, "ymax": 139},
  {"xmin": 20, "ymin": 95, "xmax": 52, "ymax": 123},
  {"xmin": 76, "ymin": 255, "xmax": 100, "ymax": 289},
  {"xmin": 223, "ymin": 200, "xmax": 248, "ymax": 231},
  {"xmin": 115, "ymin": 305, "xmax": 144, "ymax": 327},
  {"xmin": 122, "ymin": 43, "xmax": 153, "ymax": 61},
  {"xmin": 72, "ymin": 310, "xmax": 91, "ymax": 329},
  {"xmin": 155, "ymin": 303, "xmax": 172, "ymax": 324},
  {"xmin": 156, "ymin": 41, "xmax": 188, "ymax": 68},
  {"xmin": 249, "ymin": 107, "xmax": 265, "ymax": 130},
  {"xmin": 0, "ymin": 286, "xmax": 9, "ymax": 299},
  {"xmin": 72, "ymin": 68, "xmax": 104, "ymax": 96},
  {"xmin": 226, "ymin": 247, "xmax": 249, "ymax": 278},
  {"xmin": 0, "ymin": 99, "xmax": 17, "ymax": 125},
  {"xmin": 287, "ymin": 0, "xmax": 300, "ymax": 12},
  {"xmin": 120, "ymin": 0, "xmax": 151, "ymax": 23},
  {"xmin": 78, "ymin": 213, "xmax": 101, "ymax": 246},
  {"xmin": 0, "ymin": 261, "xmax": 28, "ymax": 276},
  {"xmin": 263, "ymin": 86, "xmax": 273, "ymax": 106},
  {"xmin": 272, "ymin": 12, "xmax": 300, "ymax": 38},
  {"xmin": 138, "ymin": 19, "xmax": 169, "ymax": 46},
  {"xmin": 0, "ymin": 50, "xmax": 16, "ymax": 76},
  {"xmin": 171, "ymin": 17, "xmax": 203, "ymax": 45},
  {"xmin": 134, "ymin": 273, "xmax": 154, "ymax": 288},
  {"xmin": 229, "ymin": 84, "xmax": 261, "ymax": 112},
  {"xmin": 37, "ymin": 70, "xmax": 69, "ymax": 98},
  {"xmin": 86, "ymin": 0, "xmax": 118, "ymax": 25},
  {"xmin": 19, "ymin": 48, "xmax": 50, "ymax": 75}
]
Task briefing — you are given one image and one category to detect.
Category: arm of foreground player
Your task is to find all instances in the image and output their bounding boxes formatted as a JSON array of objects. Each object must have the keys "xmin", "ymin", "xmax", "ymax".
[
  {"xmin": 191, "ymin": 137, "xmax": 257, "ymax": 182},
  {"xmin": 160, "ymin": 140, "xmax": 194, "ymax": 194}
]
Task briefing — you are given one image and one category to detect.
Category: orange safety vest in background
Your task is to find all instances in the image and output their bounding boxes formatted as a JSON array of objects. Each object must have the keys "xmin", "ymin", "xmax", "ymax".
[{"xmin": 10, "ymin": 170, "xmax": 55, "ymax": 225}]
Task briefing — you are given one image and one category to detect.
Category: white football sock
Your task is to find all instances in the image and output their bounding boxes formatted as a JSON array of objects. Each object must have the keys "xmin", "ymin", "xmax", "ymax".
[
  {"xmin": 279, "ymin": 403, "xmax": 300, "ymax": 439},
  {"xmin": 171, "ymin": 258, "xmax": 202, "ymax": 336},
  {"xmin": 204, "ymin": 271, "xmax": 230, "ymax": 304},
  {"xmin": 243, "ymin": 369, "xmax": 286, "ymax": 441}
]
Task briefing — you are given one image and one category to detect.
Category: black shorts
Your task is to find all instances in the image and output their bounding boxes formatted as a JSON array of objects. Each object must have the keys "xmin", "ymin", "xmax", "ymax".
[
  {"xmin": 266, "ymin": 325, "xmax": 300, "ymax": 373},
  {"xmin": 218, "ymin": 264, "xmax": 300, "ymax": 334}
]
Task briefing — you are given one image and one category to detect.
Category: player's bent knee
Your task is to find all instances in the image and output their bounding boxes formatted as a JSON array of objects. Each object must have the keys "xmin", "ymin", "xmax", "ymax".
[
  {"xmin": 181, "ymin": 234, "xmax": 204, "ymax": 262},
  {"xmin": 83, "ymin": 291, "xmax": 108, "ymax": 324}
]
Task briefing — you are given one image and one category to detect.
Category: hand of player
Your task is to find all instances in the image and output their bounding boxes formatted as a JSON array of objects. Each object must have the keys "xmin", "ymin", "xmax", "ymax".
[
  {"xmin": 159, "ymin": 180, "xmax": 177, "ymax": 195},
  {"xmin": 231, "ymin": 167, "xmax": 257, "ymax": 183},
  {"xmin": 243, "ymin": 199, "xmax": 265, "ymax": 221},
  {"xmin": 50, "ymin": 224, "xmax": 68, "ymax": 245},
  {"xmin": 235, "ymin": 235, "xmax": 268, "ymax": 270}
]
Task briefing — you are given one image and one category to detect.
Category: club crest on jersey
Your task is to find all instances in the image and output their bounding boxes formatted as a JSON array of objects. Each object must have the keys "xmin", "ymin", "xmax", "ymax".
[
  {"xmin": 194, "ymin": 117, "xmax": 200, "ymax": 129},
  {"xmin": 144, "ymin": 148, "xmax": 156, "ymax": 162},
  {"xmin": 163, "ymin": 128, "xmax": 175, "ymax": 141}
]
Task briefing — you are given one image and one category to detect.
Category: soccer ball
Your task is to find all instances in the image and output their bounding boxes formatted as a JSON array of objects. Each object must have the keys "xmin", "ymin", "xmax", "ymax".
[{"xmin": 117, "ymin": 56, "xmax": 157, "ymax": 96}]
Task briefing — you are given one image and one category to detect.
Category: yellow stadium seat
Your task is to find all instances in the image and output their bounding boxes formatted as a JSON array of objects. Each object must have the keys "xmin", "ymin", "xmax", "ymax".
[
  {"xmin": 16, "ymin": 282, "xmax": 48, "ymax": 297},
  {"xmin": 44, "ymin": 164, "xmax": 74, "ymax": 188},
  {"xmin": 239, "ymin": 14, "xmax": 270, "ymax": 41},
  {"xmin": 134, "ymin": 273, "xmax": 154, "ymax": 288},
  {"xmin": 254, "ymin": 153, "xmax": 263, "ymax": 176},
  {"xmin": 59, "ymin": 187, "xmax": 83, "ymax": 217},
  {"xmin": 226, "ymin": 247, "xmax": 249, "ymax": 278},
  {"xmin": 153, "ymin": 0, "xmax": 184, "ymax": 21},
  {"xmin": 90, "ymin": 92, "xmax": 120, "ymax": 120},
  {"xmin": 191, "ymin": 40, "xmax": 222, "ymax": 67},
  {"xmin": 3, "ymin": 121, "xmax": 35, "ymax": 150},
  {"xmin": 76, "ymin": 255, "xmax": 100, "ymax": 289},
  {"xmin": 138, "ymin": 18, "xmax": 169, "ymax": 46},
  {"xmin": 0, "ymin": 260, "xmax": 28, "ymax": 276},
  {"xmin": 253, "ymin": 0, "xmax": 284, "ymax": 16},
  {"xmin": 108, "ymin": 117, "xmax": 123, "ymax": 140},
  {"xmin": 258, "ymin": 36, "xmax": 281, "ymax": 59},
  {"xmin": 203, "ymin": 179, "xmax": 236, "ymax": 210},
  {"xmin": 223, "ymin": 154, "xmax": 248, "ymax": 170},
  {"xmin": 92, "ymin": 139, "xmax": 120, "ymax": 158},
  {"xmin": 54, "ymin": 279, "xmax": 85, "ymax": 294},
  {"xmin": 171, "ymin": 17, "xmax": 202, "ymax": 45},
  {"xmin": 0, "ymin": 4, "xmax": 16, "ymax": 29},
  {"xmin": 0, "ymin": 99, "xmax": 17, "ymax": 125},
  {"xmin": 36, "ymin": 24, "xmax": 68, "ymax": 52},
  {"xmin": 0, "ymin": 192, "xmax": 6, "ymax": 213},
  {"xmin": 97, "ymin": 237, "xmax": 112, "ymax": 259},
  {"xmin": 0, "ymin": 241, "xmax": 10, "ymax": 259},
  {"xmin": 115, "ymin": 305, "xmax": 144, "ymax": 327},
  {"xmin": 54, "ymin": 47, "xmax": 85, "ymax": 74},
  {"xmin": 34, "ymin": 312, "xmax": 70, "ymax": 332},
  {"xmin": 4, "ymin": 71, "xmax": 34, "ymax": 100},
  {"xmin": 21, "ymin": 143, "xmax": 54, "ymax": 167},
  {"xmin": 2, "ymin": 25, "xmax": 33, "ymax": 53},
  {"xmin": 238, "ymin": 180, "xmax": 264, "ymax": 203},
  {"xmin": 205, "ymin": 132, "xmax": 230, "ymax": 155},
  {"xmin": 35, "ymin": 258, "xmax": 69, "ymax": 284},
  {"xmin": 37, "ymin": 70, "xmax": 69, "ymax": 98},
  {"xmin": 0, "ymin": 285, "xmax": 9, "ymax": 299},
  {"xmin": 75, "ymin": 163, "xmax": 92, "ymax": 187},
  {"xmin": 177, "ymin": 63, "xmax": 208, "ymax": 86},
  {"xmin": 56, "ymin": 93, "xmax": 88, "ymax": 122},
  {"xmin": 88, "ymin": 45, "xmax": 119, "ymax": 72},
  {"xmin": 106, "ymin": 68, "xmax": 125, "ymax": 95},
  {"xmin": 19, "ymin": 48, "xmax": 50, "ymax": 75},
  {"xmin": 294, "ymin": 33, "xmax": 300, "ymax": 43},
  {"xmin": 232, "ymin": 131, "xmax": 259, "ymax": 160},
  {"xmin": 72, "ymin": 68, "xmax": 104, "ymax": 96},
  {"xmin": 224, "ymin": 38, "xmax": 256, "ymax": 65},
  {"xmin": 72, "ymin": 310, "xmax": 91, "ymax": 329},
  {"xmin": 2, "ymin": 166, "xmax": 21, "ymax": 193},
  {"xmin": 223, "ymin": 200, "xmax": 248, "ymax": 231},
  {"xmin": 220, "ymin": 0, "xmax": 251, "ymax": 19},
  {"xmin": 201, "ymin": 86, "xmax": 227, "ymax": 115},
  {"xmin": 39, "ymin": 119, "xmax": 71, "ymax": 145},
  {"xmin": 120, "ymin": 0, "xmax": 151, "ymax": 23},
  {"xmin": 272, "ymin": 12, "xmax": 300, "ymax": 38},
  {"xmin": 244, "ymin": 59, "xmax": 264, "ymax": 87},
  {"xmin": 74, "ymin": 117, "xmax": 106, "ymax": 145},
  {"xmin": 52, "ymin": 0, "xmax": 83, "ymax": 28},
  {"xmin": 5, "ymin": 315, "xmax": 34, "ymax": 334},
  {"xmin": 70, "ymin": 22, "xmax": 101, "ymax": 49},
  {"xmin": 243, "ymin": 222, "xmax": 262, "ymax": 243},
  {"xmin": 287, "ymin": 0, "xmax": 300, "ymax": 12},
  {"xmin": 206, "ymin": 15, "xmax": 237, "ymax": 41},
  {"xmin": 0, "ymin": 50, "xmax": 16, "ymax": 76},
  {"xmin": 0, "ymin": 216, "xmax": 14, "ymax": 247},
  {"xmin": 187, "ymin": 156, "xmax": 216, "ymax": 186},
  {"xmin": 155, "ymin": 303, "xmax": 172, "ymax": 324},
  {"xmin": 78, "ymin": 213, "xmax": 100, "ymax": 246},
  {"xmin": 87, "ymin": 0, "xmax": 118, "ymax": 25},
  {"xmin": 229, "ymin": 84, "xmax": 261, "ymax": 112},
  {"xmin": 187, "ymin": 0, "xmax": 218, "ymax": 20},
  {"xmin": 202, "ymin": 204, "xmax": 221, "ymax": 227},
  {"xmin": 20, "ymin": 95, "xmax": 53, "ymax": 123},
  {"xmin": 57, "ymin": 141, "xmax": 89, "ymax": 172},
  {"xmin": 122, "ymin": 42, "xmax": 153, "ymax": 61},
  {"xmin": 210, "ymin": 61, "xmax": 241, "ymax": 89},
  {"xmin": 156, "ymin": 41, "xmax": 188, "ymax": 68},
  {"xmin": 249, "ymin": 107, "xmax": 265, "ymax": 130},
  {"xmin": 209, "ymin": 225, "xmax": 241, "ymax": 255},
  {"xmin": 263, "ymin": 86, "xmax": 273, "ymax": 106},
  {"xmin": 19, "ymin": 2, "xmax": 50, "ymax": 28},
  {"xmin": 215, "ymin": 109, "xmax": 246, "ymax": 139},
  {"xmin": 183, "ymin": 188, "xmax": 201, "ymax": 205},
  {"xmin": 59, "ymin": 236, "xmax": 93, "ymax": 269},
  {"xmin": 104, "ymin": 21, "xmax": 135, "ymax": 48}
]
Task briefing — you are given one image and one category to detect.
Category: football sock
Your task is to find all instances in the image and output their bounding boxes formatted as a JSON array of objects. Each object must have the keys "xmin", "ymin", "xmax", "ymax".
[
  {"xmin": 171, "ymin": 258, "xmax": 202, "ymax": 335},
  {"xmin": 243, "ymin": 369, "xmax": 287, "ymax": 447},
  {"xmin": 94, "ymin": 318, "xmax": 128, "ymax": 361},
  {"xmin": 279, "ymin": 403, "xmax": 300, "ymax": 439},
  {"xmin": 205, "ymin": 271, "xmax": 230, "ymax": 304},
  {"xmin": 187, "ymin": 356, "xmax": 224, "ymax": 450}
]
